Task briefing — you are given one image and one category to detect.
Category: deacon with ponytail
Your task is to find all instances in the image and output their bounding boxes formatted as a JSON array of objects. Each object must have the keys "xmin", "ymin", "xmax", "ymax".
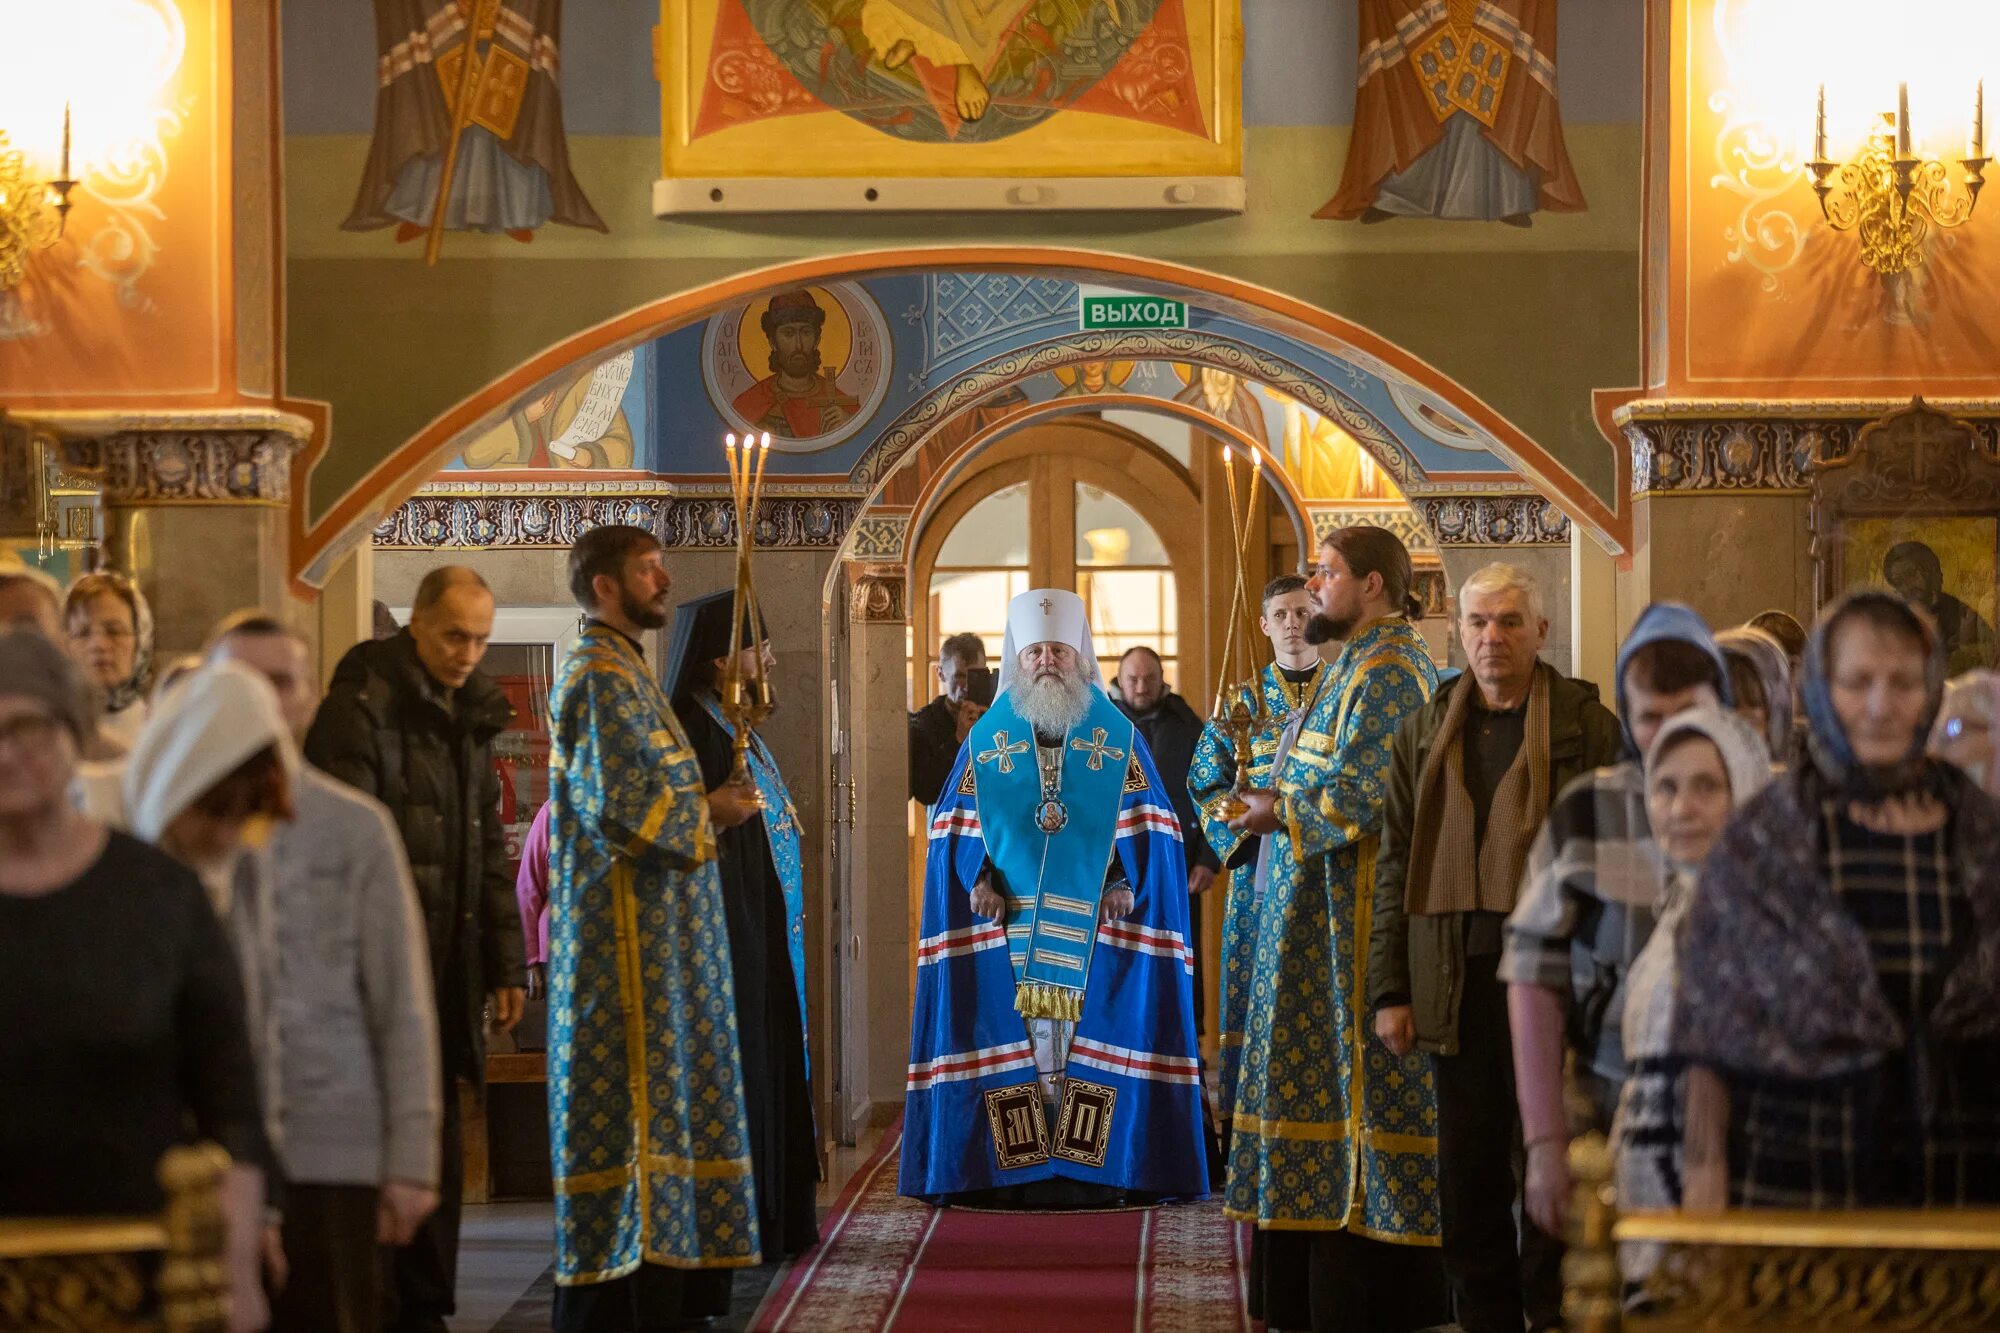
[{"xmin": 1220, "ymin": 522, "xmax": 1452, "ymax": 1327}]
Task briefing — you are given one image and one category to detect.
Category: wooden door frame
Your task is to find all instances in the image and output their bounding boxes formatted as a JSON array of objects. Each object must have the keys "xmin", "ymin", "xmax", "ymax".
[{"xmin": 904, "ymin": 416, "xmax": 1208, "ymax": 992}]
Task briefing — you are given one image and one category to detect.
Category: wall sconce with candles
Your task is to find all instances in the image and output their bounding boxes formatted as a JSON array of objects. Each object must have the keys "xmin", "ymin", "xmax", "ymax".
[
  {"xmin": 1808, "ymin": 79, "xmax": 1987, "ymax": 276},
  {"xmin": 0, "ymin": 103, "xmax": 78, "ymax": 292}
]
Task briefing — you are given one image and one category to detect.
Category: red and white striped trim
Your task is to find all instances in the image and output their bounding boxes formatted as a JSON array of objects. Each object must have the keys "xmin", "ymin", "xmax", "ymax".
[
  {"xmin": 915, "ymin": 923, "xmax": 1008, "ymax": 966},
  {"xmin": 928, "ymin": 808, "xmax": 982, "ymax": 841},
  {"xmin": 1117, "ymin": 803, "xmax": 1182, "ymax": 841},
  {"xmin": 1097, "ymin": 920, "xmax": 1196, "ymax": 975},
  {"xmin": 906, "ymin": 1040, "xmax": 1036, "ymax": 1091},
  {"xmin": 1070, "ymin": 1037, "xmax": 1202, "ymax": 1086}
]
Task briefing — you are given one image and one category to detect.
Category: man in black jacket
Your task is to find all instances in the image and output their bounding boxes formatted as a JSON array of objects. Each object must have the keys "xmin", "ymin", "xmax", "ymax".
[
  {"xmin": 1113, "ymin": 646, "xmax": 1221, "ymax": 1027},
  {"xmin": 304, "ymin": 565, "xmax": 525, "ymax": 1333},
  {"xmin": 908, "ymin": 630, "xmax": 990, "ymax": 805}
]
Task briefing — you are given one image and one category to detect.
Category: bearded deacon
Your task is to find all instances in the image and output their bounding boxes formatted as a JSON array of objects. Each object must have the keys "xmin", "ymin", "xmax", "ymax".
[{"xmin": 900, "ymin": 589, "xmax": 1209, "ymax": 1208}]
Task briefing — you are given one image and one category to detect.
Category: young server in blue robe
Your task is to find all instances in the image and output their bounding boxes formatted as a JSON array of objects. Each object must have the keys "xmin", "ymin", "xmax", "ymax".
[{"xmin": 901, "ymin": 588, "xmax": 1209, "ymax": 1207}]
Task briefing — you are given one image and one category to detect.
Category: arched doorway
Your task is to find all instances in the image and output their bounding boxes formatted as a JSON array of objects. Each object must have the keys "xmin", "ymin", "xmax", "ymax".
[{"xmin": 904, "ymin": 418, "xmax": 1208, "ymax": 978}]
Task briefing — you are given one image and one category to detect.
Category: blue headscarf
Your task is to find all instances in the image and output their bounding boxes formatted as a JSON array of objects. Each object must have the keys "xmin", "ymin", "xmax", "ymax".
[
  {"xmin": 1613, "ymin": 601, "xmax": 1733, "ymax": 757},
  {"xmin": 1799, "ymin": 588, "xmax": 1946, "ymax": 802}
]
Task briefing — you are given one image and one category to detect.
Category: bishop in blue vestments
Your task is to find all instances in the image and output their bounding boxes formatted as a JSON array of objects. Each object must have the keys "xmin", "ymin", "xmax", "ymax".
[{"xmin": 901, "ymin": 588, "xmax": 1209, "ymax": 1207}]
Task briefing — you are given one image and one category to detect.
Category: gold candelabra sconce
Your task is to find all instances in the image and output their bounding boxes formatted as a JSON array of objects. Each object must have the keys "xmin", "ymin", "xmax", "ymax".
[
  {"xmin": 1808, "ymin": 80, "xmax": 1987, "ymax": 277},
  {"xmin": 0, "ymin": 103, "xmax": 79, "ymax": 293},
  {"xmin": 721, "ymin": 430, "xmax": 774, "ymax": 806},
  {"xmin": 1207, "ymin": 444, "xmax": 1271, "ymax": 820}
]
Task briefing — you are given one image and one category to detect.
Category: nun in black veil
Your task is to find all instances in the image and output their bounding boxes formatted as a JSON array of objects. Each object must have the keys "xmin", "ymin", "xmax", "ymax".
[{"xmin": 664, "ymin": 591, "xmax": 822, "ymax": 1263}]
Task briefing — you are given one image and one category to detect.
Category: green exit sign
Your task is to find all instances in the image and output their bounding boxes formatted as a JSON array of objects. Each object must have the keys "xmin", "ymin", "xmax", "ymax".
[{"xmin": 1078, "ymin": 288, "xmax": 1188, "ymax": 331}]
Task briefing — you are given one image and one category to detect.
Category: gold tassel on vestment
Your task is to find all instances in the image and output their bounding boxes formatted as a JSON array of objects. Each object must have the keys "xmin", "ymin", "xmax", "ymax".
[{"xmin": 1014, "ymin": 980, "xmax": 1084, "ymax": 1021}]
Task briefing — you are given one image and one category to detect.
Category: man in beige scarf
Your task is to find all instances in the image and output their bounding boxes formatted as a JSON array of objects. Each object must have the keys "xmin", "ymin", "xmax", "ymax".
[{"xmin": 1368, "ymin": 564, "xmax": 1622, "ymax": 1333}]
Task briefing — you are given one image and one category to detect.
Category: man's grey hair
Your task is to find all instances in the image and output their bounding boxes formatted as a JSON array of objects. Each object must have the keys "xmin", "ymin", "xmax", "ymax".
[
  {"xmin": 412, "ymin": 566, "xmax": 491, "ymax": 615},
  {"xmin": 1457, "ymin": 562, "xmax": 1544, "ymax": 625}
]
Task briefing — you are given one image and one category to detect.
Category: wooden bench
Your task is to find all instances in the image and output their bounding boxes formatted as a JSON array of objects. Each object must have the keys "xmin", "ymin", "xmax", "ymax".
[
  {"xmin": 0, "ymin": 1144, "xmax": 231, "ymax": 1331},
  {"xmin": 1563, "ymin": 1133, "xmax": 2000, "ymax": 1331}
]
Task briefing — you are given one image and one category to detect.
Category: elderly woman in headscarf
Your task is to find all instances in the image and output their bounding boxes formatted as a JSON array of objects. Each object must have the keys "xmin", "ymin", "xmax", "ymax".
[
  {"xmin": 0, "ymin": 632, "xmax": 272, "ymax": 1332},
  {"xmin": 63, "ymin": 571, "xmax": 155, "ymax": 756},
  {"xmin": 1673, "ymin": 590, "xmax": 2000, "ymax": 1210},
  {"xmin": 1930, "ymin": 669, "xmax": 1999, "ymax": 795},
  {"xmin": 1606, "ymin": 708, "xmax": 1769, "ymax": 1267},
  {"xmin": 1714, "ymin": 625, "xmax": 1792, "ymax": 762}
]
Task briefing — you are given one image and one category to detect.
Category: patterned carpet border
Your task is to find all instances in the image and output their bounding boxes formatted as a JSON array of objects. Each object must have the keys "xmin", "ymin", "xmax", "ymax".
[{"xmin": 754, "ymin": 1127, "xmax": 1248, "ymax": 1332}]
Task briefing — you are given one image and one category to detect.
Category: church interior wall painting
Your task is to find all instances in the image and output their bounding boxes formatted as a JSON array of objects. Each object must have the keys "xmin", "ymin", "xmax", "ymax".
[
  {"xmin": 660, "ymin": 0, "xmax": 1241, "ymax": 181},
  {"xmin": 346, "ymin": 0, "xmax": 606, "ymax": 261},
  {"xmin": 423, "ymin": 269, "xmax": 1489, "ymax": 509},
  {"xmin": 0, "ymin": 0, "xmax": 237, "ymax": 402},
  {"xmin": 307, "ymin": 254, "xmax": 1609, "ymax": 584},
  {"xmin": 280, "ymin": 3, "xmax": 1645, "ymax": 542},
  {"xmin": 448, "ymin": 344, "xmax": 653, "ymax": 472},
  {"xmin": 1665, "ymin": 0, "xmax": 2000, "ymax": 393},
  {"xmin": 1324, "ymin": 0, "xmax": 1587, "ymax": 225}
]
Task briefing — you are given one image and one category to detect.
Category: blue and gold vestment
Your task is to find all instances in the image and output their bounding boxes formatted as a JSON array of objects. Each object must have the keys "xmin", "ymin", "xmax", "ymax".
[
  {"xmin": 546, "ymin": 624, "xmax": 760, "ymax": 1284},
  {"xmin": 1188, "ymin": 659, "xmax": 1334, "ymax": 1128},
  {"xmin": 1225, "ymin": 617, "xmax": 1444, "ymax": 1243}
]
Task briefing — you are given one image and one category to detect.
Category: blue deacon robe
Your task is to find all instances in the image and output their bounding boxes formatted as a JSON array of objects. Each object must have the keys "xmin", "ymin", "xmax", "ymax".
[
  {"xmin": 1187, "ymin": 660, "xmax": 1336, "ymax": 1128},
  {"xmin": 900, "ymin": 688, "xmax": 1210, "ymax": 1202},
  {"xmin": 546, "ymin": 624, "xmax": 760, "ymax": 1284},
  {"xmin": 1227, "ymin": 617, "xmax": 1444, "ymax": 1243}
]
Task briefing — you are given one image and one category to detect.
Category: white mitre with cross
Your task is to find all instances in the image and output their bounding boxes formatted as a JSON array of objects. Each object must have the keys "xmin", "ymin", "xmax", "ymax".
[{"xmin": 996, "ymin": 587, "xmax": 1101, "ymax": 691}]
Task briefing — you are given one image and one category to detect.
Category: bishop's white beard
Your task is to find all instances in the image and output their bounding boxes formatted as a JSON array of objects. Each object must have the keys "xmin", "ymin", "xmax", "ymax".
[{"xmin": 1010, "ymin": 668, "xmax": 1092, "ymax": 738}]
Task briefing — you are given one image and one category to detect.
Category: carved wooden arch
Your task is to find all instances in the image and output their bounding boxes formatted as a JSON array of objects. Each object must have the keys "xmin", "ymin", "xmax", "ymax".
[{"xmin": 1809, "ymin": 396, "xmax": 2000, "ymax": 609}]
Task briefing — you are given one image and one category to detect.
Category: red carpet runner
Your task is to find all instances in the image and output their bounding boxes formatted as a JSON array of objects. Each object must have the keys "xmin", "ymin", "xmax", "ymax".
[{"xmin": 755, "ymin": 1127, "xmax": 1247, "ymax": 1331}]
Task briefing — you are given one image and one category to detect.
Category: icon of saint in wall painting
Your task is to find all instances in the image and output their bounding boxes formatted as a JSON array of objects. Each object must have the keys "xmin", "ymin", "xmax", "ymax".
[
  {"xmin": 666, "ymin": 0, "xmax": 1239, "ymax": 178},
  {"xmin": 701, "ymin": 282, "xmax": 894, "ymax": 452},
  {"xmin": 346, "ymin": 0, "xmax": 606, "ymax": 259},
  {"xmin": 1171, "ymin": 365, "xmax": 1268, "ymax": 446},
  {"xmin": 1320, "ymin": 0, "xmax": 1584, "ymax": 225}
]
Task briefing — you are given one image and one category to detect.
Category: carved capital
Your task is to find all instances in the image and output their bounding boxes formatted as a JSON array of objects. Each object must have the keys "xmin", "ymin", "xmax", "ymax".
[
  {"xmin": 27, "ymin": 408, "xmax": 313, "ymax": 508},
  {"xmin": 848, "ymin": 564, "xmax": 908, "ymax": 624},
  {"xmin": 1616, "ymin": 397, "xmax": 2000, "ymax": 498}
]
